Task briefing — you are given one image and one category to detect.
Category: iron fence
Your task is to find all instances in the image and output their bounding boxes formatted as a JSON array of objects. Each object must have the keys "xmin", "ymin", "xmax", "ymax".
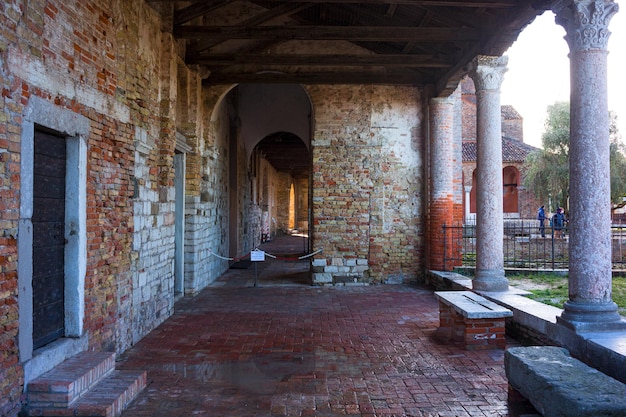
[{"xmin": 442, "ymin": 219, "xmax": 626, "ymax": 271}]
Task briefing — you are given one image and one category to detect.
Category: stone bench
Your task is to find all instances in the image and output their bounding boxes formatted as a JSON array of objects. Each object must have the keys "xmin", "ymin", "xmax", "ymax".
[
  {"xmin": 505, "ymin": 346, "xmax": 626, "ymax": 417},
  {"xmin": 434, "ymin": 291, "xmax": 512, "ymax": 350}
]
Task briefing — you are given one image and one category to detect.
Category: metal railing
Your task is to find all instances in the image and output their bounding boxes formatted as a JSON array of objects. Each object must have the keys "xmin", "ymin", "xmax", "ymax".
[{"xmin": 442, "ymin": 219, "xmax": 626, "ymax": 271}]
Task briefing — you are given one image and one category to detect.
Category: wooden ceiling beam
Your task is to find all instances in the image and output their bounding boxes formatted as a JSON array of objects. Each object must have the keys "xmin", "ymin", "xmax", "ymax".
[
  {"xmin": 151, "ymin": 0, "xmax": 517, "ymax": 7},
  {"xmin": 188, "ymin": 53, "xmax": 452, "ymax": 68},
  {"xmin": 174, "ymin": 1, "xmax": 230, "ymax": 26},
  {"xmin": 204, "ymin": 71, "xmax": 427, "ymax": 85},
  {"xmin": 175, "ymin": 25, "xmax": 481, "ymax": 42},
  {"xmin": 187, "ymin": 3, "xmax": 314, "ymax": 55}
]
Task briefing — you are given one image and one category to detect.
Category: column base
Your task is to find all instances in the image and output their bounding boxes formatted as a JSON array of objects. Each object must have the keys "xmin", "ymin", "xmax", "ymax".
[
  {"xmin": 472, "ymin": 269, "xmax": 508, "ymax": 292},
  {"xmin": 557, "ymin": 300, "xmax": 626, "ymax": 333}
]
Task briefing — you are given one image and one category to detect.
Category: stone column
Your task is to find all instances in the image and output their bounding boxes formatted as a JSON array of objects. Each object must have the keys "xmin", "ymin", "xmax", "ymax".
[
  {"xmin": 429, "ymin": 96, "xmax": 456, "ymax": 270},
  {"xmin": 464, "ymin": 186, "xmax": 472, "ymax": 222},
  {"xmin": 553, "ymin": 0, "xmax": 624, "ymax": 330},
  {"xmin": 469, "ymin": 55, "xmax": 509, "ymax": 292}
]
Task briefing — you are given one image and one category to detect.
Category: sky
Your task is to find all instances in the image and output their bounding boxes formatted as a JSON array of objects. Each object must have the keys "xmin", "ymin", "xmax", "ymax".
[{"xmin": 500, "ymin": 8, "xmax": 626, "ymax": 148}]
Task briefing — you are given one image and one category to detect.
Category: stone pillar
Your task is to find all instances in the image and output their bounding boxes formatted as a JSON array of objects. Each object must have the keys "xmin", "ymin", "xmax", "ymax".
[
  {"xmin": 464, "ymin": 186, "xmax": 472, "ymax": 222},
  {"xmin": 429, "ymin": 96, "xmax": 456, "ymax": 271},
  {"xmin": 553, "ymin": 0, "xmax": 624, "ymax": 331},
  {"xmin": 468, "ymin": 55, "xmax": 509, "ymax": 292}
]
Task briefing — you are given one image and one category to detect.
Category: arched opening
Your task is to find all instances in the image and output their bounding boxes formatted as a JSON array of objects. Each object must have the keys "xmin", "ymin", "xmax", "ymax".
[
  {"xmin": 503, "ymin": 165, "xmax": 520, "ymax": 214},
  {"xmin": 469, "ymin": 169, "xmax": 477, "ymax": 214},
  {"xmin": 251, "ymin": 131, "xmax": 311, "ymax": 250},
  {"xmin": 209, "ymin": 84, "xmax": 312, "ymax": 261},
  {"xmin": 289, "ymin": 183, "xmax": 296, "ymax": 231}
]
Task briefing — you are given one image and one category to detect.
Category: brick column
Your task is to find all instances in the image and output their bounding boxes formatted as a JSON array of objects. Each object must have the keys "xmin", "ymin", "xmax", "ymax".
[
  {"xmin": 429, "ymin": 96, "xmax": 456, "ymax": 270},
  {"xmin": 468, "ymin": 55, "xmax": 509, "ymax": 292},
  {"xmin": 553, "ymin": 0, "xmax": 624, "ymax": 331}
]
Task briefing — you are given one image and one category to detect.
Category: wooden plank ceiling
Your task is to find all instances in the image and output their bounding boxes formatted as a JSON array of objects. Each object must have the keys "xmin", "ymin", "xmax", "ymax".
[
  {"xmin": 146, "ymin": 0, "xmax": 554, "ymax": 176},
  {"xmin": 148, "ymin": 0, "xmax": 554, "ymax": 92}
]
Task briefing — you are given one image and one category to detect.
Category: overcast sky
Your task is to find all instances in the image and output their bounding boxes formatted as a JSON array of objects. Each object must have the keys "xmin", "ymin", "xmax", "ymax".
[{"xmin": 500, "ymin": 9, "xmax": 626, "ymax": 148}]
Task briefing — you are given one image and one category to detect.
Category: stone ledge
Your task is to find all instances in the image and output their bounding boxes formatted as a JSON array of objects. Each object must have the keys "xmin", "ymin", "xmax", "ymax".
[{"xmin": 505, "ymin": 346, "xmax": 626, "ymax": 417}]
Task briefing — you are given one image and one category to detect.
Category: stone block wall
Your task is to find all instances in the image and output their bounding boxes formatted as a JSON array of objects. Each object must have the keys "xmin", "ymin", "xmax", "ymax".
[{"xmin": 307, "ymin": 85, "xmax": 424, "ymax": 284}]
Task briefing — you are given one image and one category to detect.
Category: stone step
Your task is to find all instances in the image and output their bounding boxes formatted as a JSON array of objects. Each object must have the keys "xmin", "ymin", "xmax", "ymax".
[
  {"xmin": 27, "ymin": 351, "xmax": 116, "ymax": 407},
  {"xmin": 28, "ymin": 370, "xmax": 147, "ymax": 417}
]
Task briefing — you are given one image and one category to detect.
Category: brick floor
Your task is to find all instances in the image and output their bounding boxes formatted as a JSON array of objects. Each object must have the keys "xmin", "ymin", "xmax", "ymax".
[{"xmin": 117, "ymin": 236, "xmax": 538, "ymax": 417}]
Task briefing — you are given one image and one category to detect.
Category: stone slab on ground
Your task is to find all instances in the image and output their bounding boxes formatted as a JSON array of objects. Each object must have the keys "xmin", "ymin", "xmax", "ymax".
[{"xmin": 505, "ymin": 346, "xmax": 626, "ymax": 417}]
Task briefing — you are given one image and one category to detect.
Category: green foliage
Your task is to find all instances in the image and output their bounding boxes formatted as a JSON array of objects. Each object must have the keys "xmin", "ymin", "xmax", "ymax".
[
  {"xmin": 524, "ymin": 101, "xmax": 626, "ymax": 209},
  {"xmin": 610, "ymin": 115, "xmax": 626, "ymax": 204},
  {"xmin": 523, "ymin": 102, "xmax": 570, "ymax": 211}
]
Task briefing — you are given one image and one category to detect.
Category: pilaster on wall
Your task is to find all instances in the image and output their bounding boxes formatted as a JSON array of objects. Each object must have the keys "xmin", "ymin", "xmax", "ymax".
[
  {"xmin": 177, "ymin": 60, "xmax": 205, "ymax": 196},
  {"xmin": 428, "ymin": 94, "xmax": 462, "ymax": 271},
  {"xmin": 158, "ymin": 32, "xmax": 177, "ymax": 190},
  {"xmin": 180, "ymin": 84, "xmax": 236, "ymax": 292}
]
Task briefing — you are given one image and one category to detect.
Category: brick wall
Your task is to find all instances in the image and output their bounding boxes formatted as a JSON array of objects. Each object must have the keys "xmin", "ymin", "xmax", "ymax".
[
  {"xmin": 183, "ymin": 86, "xmax": 236, "ymax": 292},
  {"xmin": 275, "ymin": 172, "xmax": 291, "ymax": 234},
  {"xmin": 307, "ymin": 85, "xmax": 424, "ymax": 284},
  {"xmin": 0, "ymin": 45, "xmax": 23, "ymax": 416},
  {"xmin": 461, "ymin": 77, "xmax": 477, "ymax": 141},
  {"xmin": 0, "ymin": 3, "xmax": 23, "ymax": 413},
  {"xmin": 0, "ymin": 1, "xmax": 203, "ymax": 413}
]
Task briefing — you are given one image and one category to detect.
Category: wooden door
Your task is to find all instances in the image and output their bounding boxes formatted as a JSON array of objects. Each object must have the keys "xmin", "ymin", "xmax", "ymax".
[{"xmin": 32, "ymin": 131, "xmax": 66, "ymax": 349}]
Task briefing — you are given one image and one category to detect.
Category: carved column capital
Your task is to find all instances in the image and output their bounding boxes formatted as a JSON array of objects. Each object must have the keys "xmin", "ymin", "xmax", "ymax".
[
  {"xmin": 468, "ymin": 55, "xmax": 508, "ymax": 92},
  {"xmin": 553, "ymin": 0, "xmax": 618, "ymax": 52}
]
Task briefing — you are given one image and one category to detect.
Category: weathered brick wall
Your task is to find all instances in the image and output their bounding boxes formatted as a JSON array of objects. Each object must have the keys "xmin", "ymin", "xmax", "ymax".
[
  {"xmin": 307, "ymin": 85, "xmax": 424, "ymax": 284},
  {"xmin": 461, "ymin": 77, "xmax": 478, "ymax": 141},
  {"xmin": 275, "ymin": 172, "xmax": 291, "ymax": 234},
  {"xmin": 0, "ymin": 1, "xmax": 201, "ymax": 413},
  {"xmin": 0, "ymin": 43, "xmax": 22, "ymax": 416},
  {"xmin": 0, "ymin": 4, "xmax": 22, "ymax": 412},
  {"xmin": 295, "ymin": 177, "xmax": 310, "ymax": 233},
  {"xmin": 182, "ymin": 85, "xmax": 233, "ymax": 291}
]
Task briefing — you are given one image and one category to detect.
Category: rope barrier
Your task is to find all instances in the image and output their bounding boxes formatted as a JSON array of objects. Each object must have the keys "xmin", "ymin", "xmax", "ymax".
[
  {"xmin": 208, "ymin": 250, "xmax": 251, "ymax": 262},
  {"xmin": 297, "ymin": 248, "xmax": 323, "ymax": 260},
  {"xmin": 208, "ymin": 247, "xmax": 323, "ymax": 262}
]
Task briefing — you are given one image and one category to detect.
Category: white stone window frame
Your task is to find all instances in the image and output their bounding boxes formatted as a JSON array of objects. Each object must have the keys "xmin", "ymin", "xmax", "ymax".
[{"xmin": 18, "ymin": 96, "xmax": 89, "ymax": 386}]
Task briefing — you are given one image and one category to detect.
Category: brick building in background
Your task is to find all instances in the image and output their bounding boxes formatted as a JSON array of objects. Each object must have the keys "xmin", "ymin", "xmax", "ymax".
[
  {"xmin": 460, "ymin": 77, "xmax": 541, "ymax": 222},
  {"xmin": 0, "ymin": 1, "xmax": 622, "ymax": 416}
]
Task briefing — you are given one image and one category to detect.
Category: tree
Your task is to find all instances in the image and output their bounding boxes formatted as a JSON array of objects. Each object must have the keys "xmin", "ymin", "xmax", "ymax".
[
  {"xmin": 609, "ymin": 112, "xmax": 626, "ymax": 205},
  {"xmin": 523, "ymin": 102, "xmax": 570, "ymax": 213},
  {"xmin": 523, "ymin": 101, "xmax": 626, "ymax": 214}
]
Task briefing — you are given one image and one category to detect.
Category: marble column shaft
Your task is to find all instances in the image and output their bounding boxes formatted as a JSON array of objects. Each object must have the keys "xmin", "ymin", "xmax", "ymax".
[
  {"xmin": 554, "ymin": 0, "xmax": 622, "ymax": 329},
  {"xmin": 469, "ymin": 55, "xmax": 509, "ymax": 292}
]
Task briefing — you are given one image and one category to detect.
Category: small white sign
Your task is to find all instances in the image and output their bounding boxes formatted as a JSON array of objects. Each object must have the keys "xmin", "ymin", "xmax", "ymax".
[{"xmin": 251, "ymin": 250, "xmax": 265, "ymax": 262}]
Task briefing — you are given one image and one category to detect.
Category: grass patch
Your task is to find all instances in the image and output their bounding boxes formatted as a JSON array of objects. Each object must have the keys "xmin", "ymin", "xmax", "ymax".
[{"xmin": 508, "ymin": 273, "xmax": 626, "ymax": 316}]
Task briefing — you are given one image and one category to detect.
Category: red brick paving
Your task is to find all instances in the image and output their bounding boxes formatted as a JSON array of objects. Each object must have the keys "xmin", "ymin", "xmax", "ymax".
[{"xmin": 117, "ymin": 240, "xmax": 537, "ymax": 416}]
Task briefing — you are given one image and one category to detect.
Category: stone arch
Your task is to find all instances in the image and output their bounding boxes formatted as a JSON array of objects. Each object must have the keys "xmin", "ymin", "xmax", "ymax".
[{"xmin": 237, "ymin": 84, "xmax": 312, "ymax": 157}]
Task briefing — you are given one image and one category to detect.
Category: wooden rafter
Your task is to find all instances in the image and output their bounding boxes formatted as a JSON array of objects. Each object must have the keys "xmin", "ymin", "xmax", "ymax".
[
  {"xmin": 188, "ymin": 53, "xmax": 453, "ymax": 68},
  {"xmin": 175, "ymin": 25, "xmax": 481, "ymax": 42}
]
